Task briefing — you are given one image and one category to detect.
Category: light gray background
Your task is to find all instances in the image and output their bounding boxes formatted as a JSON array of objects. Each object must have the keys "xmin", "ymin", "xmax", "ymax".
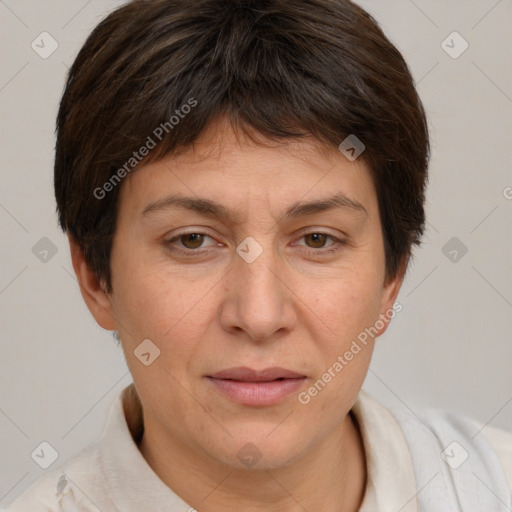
[{"xmin": 1, "ymin": 0, "xmax": 511, "ymax": 506}]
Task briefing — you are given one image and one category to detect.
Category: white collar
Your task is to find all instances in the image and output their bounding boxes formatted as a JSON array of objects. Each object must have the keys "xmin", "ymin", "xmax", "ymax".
[{"xmin": 353, "ymin": 389, "xmax": 418, "ymax": 511}]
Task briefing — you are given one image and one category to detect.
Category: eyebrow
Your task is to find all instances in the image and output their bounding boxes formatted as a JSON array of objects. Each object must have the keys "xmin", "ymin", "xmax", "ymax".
[{"xmin": 141, "ymin": 192, "xmax": 369, "ymax": 222}]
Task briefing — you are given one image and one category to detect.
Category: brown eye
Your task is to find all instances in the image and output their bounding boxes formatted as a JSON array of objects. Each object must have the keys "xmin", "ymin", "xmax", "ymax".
[
  {"xmin": 180, "ymin": 233, "xmax": 205, "ymax": 249},
  {"xmin": 304, "ymin": 233, "xmax": 329, "ymax": 248}
]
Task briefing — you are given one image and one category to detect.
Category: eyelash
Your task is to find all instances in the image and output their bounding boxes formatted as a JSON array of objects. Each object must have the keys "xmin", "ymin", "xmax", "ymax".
[{"xmin": 165, "ymin": 231, "xmax": 346, "ymax": 257}]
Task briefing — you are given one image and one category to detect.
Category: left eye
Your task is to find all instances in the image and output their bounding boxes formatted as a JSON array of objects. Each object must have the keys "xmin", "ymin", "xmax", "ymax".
[
  {"xmin": 298, "ymin": 232, "xmax": 337, "ymax": 249},
  {"xmin": 292, "ymin": 232, "xmax": 345, "ymax": 257}
]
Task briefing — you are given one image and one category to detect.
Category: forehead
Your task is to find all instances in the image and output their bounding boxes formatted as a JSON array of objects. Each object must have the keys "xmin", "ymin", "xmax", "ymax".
[{"xmin": 118, "ymin": 117, "xmax": 377, "ymax": 223}]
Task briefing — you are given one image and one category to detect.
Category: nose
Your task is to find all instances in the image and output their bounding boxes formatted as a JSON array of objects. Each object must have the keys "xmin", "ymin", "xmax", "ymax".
[{"xmin": 219, "ymin": 240, "xmax": 297, "ymax": 343}]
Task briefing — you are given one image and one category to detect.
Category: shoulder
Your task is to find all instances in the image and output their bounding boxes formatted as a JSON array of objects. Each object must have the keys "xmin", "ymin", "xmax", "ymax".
[
  {"xmin": 479, "ymin": 422, "xmax": 512, "ymax": 490},
  {"xmin": 4, "ymin": 444, "xmax": 104, "ymax": 512},
  {"xmin": 421, "ymin": 406, "xmax": 512, "ymax": 491},
  {"xmin": 389, "ymin": 400, "xmax": 512, "ymax": 495},
  {"xmin": 5, "ymin": 387, "xmax": 134, "ymax": 512}
]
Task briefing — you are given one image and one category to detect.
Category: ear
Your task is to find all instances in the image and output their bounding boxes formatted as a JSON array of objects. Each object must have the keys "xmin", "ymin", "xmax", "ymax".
[
  {"xmin": 68, "ymin": 233, "xmax": 117, "ymax": 331},
  {"xmin": 374, "ymin": 256, "xmax": 407, "ymax": 337}
]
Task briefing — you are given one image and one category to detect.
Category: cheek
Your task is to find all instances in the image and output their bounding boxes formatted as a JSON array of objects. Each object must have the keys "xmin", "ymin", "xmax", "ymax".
[
  {"xmin": 306, "ymin": 234, "xmax": 385, "ymax": 336},
  {"xmin": 303, "ymin": 266, "xmax": 384, "ymax": 345},
  {"xmin": 297, "ymin": 275, "xmax": 381, "ymax": 417},
  {"xmin": 111, "ymin": 257, "xmax": 215, "ymax": 362}
]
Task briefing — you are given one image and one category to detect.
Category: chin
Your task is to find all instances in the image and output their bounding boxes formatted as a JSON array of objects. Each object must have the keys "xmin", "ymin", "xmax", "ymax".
[{"xmin": 201, "ymin": 426, "xmax": 311, "ymax": 471}]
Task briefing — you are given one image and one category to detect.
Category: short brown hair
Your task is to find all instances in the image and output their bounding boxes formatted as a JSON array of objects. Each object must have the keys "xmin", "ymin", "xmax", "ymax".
[{"xmin": 55, "ymin": 0, "xmax": 430, "ymax": 293}]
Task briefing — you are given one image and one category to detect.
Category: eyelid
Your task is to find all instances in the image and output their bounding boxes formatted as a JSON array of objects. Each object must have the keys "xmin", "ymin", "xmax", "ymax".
[
  {"xmin": 291, "ymin": 231, "xmax": 346, "ymax": 253},
  {"xmin": 166, "ymin": 230, "xmax": 219, "ymax": 247},
  {"xmin": 292, "ymin": 226, "xmax": 347, "ymax": 242},
  {"xmin": 292, "ymin": 233, "xmax": 338, "ymax": 247}
]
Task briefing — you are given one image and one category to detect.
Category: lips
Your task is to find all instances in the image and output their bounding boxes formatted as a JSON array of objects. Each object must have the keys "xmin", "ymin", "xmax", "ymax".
[
  {"xmin": 209, "ymin": 366, "xmax": 305, "ymax": 382},
  {"xmin": 206, "ymin": 366, "xmax": 306, "ymax": 406}
]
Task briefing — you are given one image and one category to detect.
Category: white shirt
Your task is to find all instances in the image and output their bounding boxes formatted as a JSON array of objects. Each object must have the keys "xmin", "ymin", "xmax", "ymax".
[{"xmin": 5, "ymin": 384, "xmax": 512, "ymax": 511}]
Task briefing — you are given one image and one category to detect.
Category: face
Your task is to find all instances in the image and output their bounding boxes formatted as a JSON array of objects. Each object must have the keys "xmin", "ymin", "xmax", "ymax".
[{"xmin": 77, "ymin": 117, "xmax": 403, "ymax": 470}]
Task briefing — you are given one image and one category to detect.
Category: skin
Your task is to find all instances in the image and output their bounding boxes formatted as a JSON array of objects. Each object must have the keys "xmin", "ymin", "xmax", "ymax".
[{"xmin": 70, "ymin": 116, "xmax": 405, "ymax": 512}]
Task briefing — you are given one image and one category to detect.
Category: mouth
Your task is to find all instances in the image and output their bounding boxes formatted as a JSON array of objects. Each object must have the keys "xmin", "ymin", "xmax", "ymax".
[{"xmin": 206, "ymin": 367, "xmax": 307, "ymax": 406}]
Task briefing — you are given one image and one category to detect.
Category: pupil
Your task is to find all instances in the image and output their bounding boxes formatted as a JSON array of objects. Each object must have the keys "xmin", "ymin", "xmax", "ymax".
[
  {"xmin": 184, "ymin": 233, "xmax": 203, "ymax": 248},
  {"xmin": 307, "ymin": 233, "xmax": 326, "ymax": 248}
]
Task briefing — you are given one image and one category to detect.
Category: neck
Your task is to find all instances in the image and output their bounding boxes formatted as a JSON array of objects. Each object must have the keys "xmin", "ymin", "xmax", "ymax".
[{"xmin": 139, "ymin": 410, "xmax": 367, "ymax": 512}]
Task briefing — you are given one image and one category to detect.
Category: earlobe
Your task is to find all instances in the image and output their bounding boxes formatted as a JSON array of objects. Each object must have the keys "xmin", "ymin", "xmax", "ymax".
[{"xmin": 67, "ymin": 233, "xmax": 117, "ymax": 331}]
